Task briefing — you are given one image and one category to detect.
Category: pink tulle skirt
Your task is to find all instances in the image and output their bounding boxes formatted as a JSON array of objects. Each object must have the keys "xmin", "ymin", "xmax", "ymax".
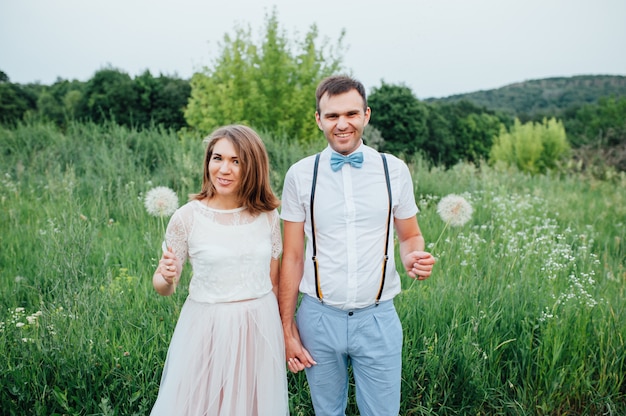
[{"xmin": 150, "ymin": 292, "xmax": 289, "ymax": 416}]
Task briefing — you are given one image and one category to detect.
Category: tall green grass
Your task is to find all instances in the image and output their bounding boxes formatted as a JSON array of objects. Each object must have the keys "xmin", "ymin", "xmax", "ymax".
[{"xmin": 1, "ymin": 122, "xmax": 624, "ymax": 415}]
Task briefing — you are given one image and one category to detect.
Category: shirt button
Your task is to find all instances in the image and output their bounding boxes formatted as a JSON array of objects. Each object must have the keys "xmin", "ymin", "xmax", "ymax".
[{"xmin": 348, "ymin": 311, "xmax": 354, "ymax": 316}]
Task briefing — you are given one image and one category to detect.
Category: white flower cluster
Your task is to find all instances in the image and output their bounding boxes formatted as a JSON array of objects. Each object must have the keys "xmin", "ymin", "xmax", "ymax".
[{"xmin": 0, "ymin": 307, "xmax": 44, "ymax": 343}]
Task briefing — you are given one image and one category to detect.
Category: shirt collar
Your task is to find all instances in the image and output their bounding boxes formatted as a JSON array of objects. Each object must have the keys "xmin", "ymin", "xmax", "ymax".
[{"xmin": 325, "ymin": 139, "xmax": 365, "ymax": 157}]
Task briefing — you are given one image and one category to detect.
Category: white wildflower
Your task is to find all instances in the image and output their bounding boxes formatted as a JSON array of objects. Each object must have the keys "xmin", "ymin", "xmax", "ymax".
[
  {"xmin": 428, "ymin": 194, "xmax": 474, "ymax": 253},
  {"xmin": 436, "ymin": 194, "xmax": 473, "ymax": 227},
  {"xmin": 144, "ymin": 186, "xmax": 179, "ymax": 217},
  {"xmin": 145, "ymin": 186, "xmax": 178, "ymax": 249}
]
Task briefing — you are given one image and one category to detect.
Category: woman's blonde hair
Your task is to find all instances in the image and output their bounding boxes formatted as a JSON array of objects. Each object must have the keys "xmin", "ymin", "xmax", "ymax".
[{"xmin": 192, "ymin": 125, "xmax": 280, "ymax": 214}]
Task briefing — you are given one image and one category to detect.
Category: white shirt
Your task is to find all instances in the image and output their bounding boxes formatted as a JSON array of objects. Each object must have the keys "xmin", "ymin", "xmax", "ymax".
[
  {"xmin": 280, "ymin": 143, "xmax": 418, "ymax": 309},
  {"xmin": 166, "ymin": 202, "xmax": 282, "ymax": 303}
]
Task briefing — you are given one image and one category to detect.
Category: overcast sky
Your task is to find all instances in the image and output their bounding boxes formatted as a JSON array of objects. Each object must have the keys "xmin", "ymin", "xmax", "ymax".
[{"xmin": 1, "ymin": 0, "xmax": 624, "ymax": 98}]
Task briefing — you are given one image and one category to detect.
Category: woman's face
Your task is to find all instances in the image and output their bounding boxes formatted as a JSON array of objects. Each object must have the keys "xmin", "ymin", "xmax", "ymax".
[{"xmin": 208, "ymin": 138, "xmax": 241, "ymax": 201}]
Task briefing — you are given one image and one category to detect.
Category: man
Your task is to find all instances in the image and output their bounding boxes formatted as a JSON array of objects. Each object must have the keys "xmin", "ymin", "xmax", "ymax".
[{"xmin": 279, "ymin": 75, "xmax": 436, "ymax": 415}]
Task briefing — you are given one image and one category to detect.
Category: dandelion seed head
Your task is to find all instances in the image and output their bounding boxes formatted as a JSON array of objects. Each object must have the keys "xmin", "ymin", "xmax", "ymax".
[
  {"xmin": 144, "ymin": 186, "xmax": 179, "ymax": 217},
  {"xmin": 436, "ymin": 194, "xmax": 473, "ymax": 226}
]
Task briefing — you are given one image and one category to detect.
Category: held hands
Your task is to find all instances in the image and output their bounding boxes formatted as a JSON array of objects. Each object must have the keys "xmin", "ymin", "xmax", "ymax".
[
  {"xmin": 404, "ymin": 251, "xmax": 436, "ymax": 280},
  {"xmin": 285, "ymin": 321, "xmax": 317, "ymax": 374}
]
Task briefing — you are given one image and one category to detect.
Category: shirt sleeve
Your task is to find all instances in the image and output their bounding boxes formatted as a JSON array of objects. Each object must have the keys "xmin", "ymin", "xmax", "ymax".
[
  {"xmin": 279, "ymin": 165, "xmax": 306, "ymax": 223},
  {"xmin": 393, "ymin": 159, "xmax": 419, "ymax": 219},
  {"xmin": 164, "ymin": 204, "xmax": 191, "ymax": 262},
  {"xmin": 269, "ymin": 209, "xmax": 283, "ymax": 259}
]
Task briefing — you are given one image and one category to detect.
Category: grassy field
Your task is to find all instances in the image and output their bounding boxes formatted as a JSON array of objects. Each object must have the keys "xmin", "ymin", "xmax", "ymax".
[{"xmin": 1, "ymin": 122, "xmax": 624, "ymax": 415}]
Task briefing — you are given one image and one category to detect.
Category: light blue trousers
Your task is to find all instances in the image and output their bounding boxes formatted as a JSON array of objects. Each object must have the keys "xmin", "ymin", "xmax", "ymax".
[{"xmin": 296, "ymin": 295, "xmax": 402, "ymax": 416}]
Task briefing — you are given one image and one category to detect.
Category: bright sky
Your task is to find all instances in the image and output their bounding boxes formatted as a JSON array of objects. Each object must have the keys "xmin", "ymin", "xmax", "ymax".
[{"xmin": 1, "ymin": 0, "xmax": 625, "ymax": 98}]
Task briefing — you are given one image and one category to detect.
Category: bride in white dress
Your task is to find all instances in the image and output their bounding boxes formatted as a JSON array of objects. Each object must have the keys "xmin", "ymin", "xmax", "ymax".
[{"xmin": 150, "ymin": 125, "xmax": 289, "ymax": 416}]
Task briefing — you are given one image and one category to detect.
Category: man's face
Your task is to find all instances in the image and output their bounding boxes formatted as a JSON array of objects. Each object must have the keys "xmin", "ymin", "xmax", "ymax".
[{"xmin": 315, "ymin": 89, "xmax": 371, "ymax": 155}]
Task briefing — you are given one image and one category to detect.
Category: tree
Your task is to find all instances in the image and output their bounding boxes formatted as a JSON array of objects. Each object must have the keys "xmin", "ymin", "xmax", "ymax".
[
  {"xmin": 424, "ymin": 106, "xmax": 455, "ymax": 164},
  {"xmin": 564, "ymin": 96, "xmax": 626, "ymax": 147},
  {"xmin": 490, "ymin": 118, "xmax": 570, "ymax": 174},
  {"xmin": 423, "ymin": 101, "xmax": 501, "ymax": 166},
  {"xmin": 367, "ymin": 82, "xmax": 429, "ymax": 156},
  {"xmin": 367, "ymin": 86, "xmax": 505, "ymax": 167},
  {"xmin": 133, "ymin": 70, "xmax": 160, "ymax": 127},
  {"xmin": 184, "ymin": 8, "xmax": 345, "ymax": 141},
  {"xmin": 463, "ymin": 113, "xmax": 500, "ymax": 162},
  {"xmin": 565, "ymin": 97, "xmax": 626, "ymax": 172},
  {"xmin": 79, "ymin": 67, "xmax": 138, "ymax": 125},
  {"xmin": 0, "ymin": 73, "xmax": 37, "ymax": 125},
  {"xmin": 63, "ymin": 90, "xmax": 83, "ymax": 121},
  {"xmin": 36, "ymin": 91, "xmax": 64, "ymax": 124},
  {"xmin": 151, "ymin": 75, "xmax": 191, "ymax": 131},
  {"xmin": 110, "ymin": 70, "xmax": 191, "ymax": 130},
  {"xmin": 46, "ymin": 79, "xmax": 85, "ymax": 124}
]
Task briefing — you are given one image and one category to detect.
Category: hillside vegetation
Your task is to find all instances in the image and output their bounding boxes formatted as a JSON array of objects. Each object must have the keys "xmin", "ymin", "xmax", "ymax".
[{"xmin": 427, "ymin": 75, "xmax": 626, "ymax": 118}]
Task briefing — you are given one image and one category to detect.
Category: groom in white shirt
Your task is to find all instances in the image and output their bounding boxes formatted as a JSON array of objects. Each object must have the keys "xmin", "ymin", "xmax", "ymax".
[{"xmin": 279, "ymin": 75, "xmax": 436, "ymax": 416}]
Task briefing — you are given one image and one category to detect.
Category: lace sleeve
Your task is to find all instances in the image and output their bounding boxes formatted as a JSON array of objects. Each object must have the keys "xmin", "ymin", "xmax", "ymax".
[
  {"xmin": 164, "ymin": 204, "xmax": 192, "ymax": 262},
  {"xmin": 269, "ymin": 209, "xmax": 282, "ymax": 259}
]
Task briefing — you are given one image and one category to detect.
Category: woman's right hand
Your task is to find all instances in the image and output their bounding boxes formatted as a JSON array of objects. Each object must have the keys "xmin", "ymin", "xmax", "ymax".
[
  {"xmin": 158, "ymin": 248, "xmax": 179, "ymax": 286},
  {"xmin": 153, "ymin": 247, "xmax": 180, "ymax": 295}
]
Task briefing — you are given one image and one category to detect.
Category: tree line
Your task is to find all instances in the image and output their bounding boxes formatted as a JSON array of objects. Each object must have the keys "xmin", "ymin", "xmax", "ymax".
[
  {"xmin": 0, "ymin": 68, "xmax": 190, "ymax": 131},
  {"xmin": 1, "ymin": 10, "xmax": 624, "ymax": 173}
]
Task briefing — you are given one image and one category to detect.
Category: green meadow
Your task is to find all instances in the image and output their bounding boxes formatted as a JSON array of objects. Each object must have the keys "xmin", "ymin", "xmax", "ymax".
[{"xmin": 1, "ymin": 122, "xmax": 624, "ymax": 415}]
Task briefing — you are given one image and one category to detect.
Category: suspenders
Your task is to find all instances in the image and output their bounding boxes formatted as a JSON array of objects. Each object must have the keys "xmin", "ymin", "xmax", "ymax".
[
  {"xmin": 309, "ymin": 152, "xmax": 392, "ymax": 305},
  {"xmin": 310, "ymin": 153, "xmax": 323, "ymax": 300}
]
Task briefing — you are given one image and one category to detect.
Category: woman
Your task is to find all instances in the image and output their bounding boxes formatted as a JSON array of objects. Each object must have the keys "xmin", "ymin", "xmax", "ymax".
[{"xmin": 150, "ymin": 125, "xmax": 288, "ymax": 415}]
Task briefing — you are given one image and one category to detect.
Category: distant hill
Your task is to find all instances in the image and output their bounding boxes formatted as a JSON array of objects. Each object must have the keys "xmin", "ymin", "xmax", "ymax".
[{"xmin": 426, "ymin": 75, "xmax": 626, "ymax": 117}]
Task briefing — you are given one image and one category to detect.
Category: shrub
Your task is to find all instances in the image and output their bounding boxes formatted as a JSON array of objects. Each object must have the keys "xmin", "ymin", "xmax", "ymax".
[{"xmin": 490, "ymin": 117, "xmax": 570, "ymax": 174}]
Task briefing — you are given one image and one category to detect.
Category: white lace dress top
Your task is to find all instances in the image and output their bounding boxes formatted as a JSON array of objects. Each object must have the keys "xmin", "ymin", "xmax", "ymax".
[{"xmin": 165, "ymin": 200, "xmax": 282, "ymax": 303}]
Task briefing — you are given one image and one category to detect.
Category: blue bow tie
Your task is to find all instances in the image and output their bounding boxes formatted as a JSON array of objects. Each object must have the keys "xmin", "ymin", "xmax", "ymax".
[{"xmin": 330, "ymin": 152, "xmax": 364, "ymax": 171}]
